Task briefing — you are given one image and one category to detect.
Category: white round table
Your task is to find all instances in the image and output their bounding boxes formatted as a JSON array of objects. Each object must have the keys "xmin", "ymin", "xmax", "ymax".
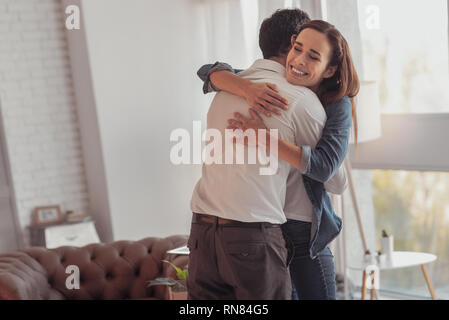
[{"xmin": 348, "ymin": 251, "xmax": 437, "ymax": 300}]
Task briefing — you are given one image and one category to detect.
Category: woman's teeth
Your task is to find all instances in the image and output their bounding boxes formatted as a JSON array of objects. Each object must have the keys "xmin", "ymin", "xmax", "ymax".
[{"xmin": 291, "ymin": 66, "xmax": 307, "ymax": 76}]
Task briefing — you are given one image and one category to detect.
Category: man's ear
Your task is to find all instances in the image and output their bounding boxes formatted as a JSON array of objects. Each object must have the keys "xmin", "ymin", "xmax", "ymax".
[
  {"xmin": 323, "ymin": 65, "xmax": 337, "ymax": 79},
  {"xmin": 290, "ymin": 34, "xmax": 297, "ymax": 47}
]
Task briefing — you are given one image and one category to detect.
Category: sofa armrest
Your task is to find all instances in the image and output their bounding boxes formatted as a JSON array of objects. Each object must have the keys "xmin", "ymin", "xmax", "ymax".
[{"xmin": 0, "ymin": 252, "xmax": 63, "ymax": 300}]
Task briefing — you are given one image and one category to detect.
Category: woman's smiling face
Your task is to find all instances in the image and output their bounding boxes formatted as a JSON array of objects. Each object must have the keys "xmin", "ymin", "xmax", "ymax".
[{"xmin": 285, "ymin": 28, "xmax": 337, "ymax": 92}]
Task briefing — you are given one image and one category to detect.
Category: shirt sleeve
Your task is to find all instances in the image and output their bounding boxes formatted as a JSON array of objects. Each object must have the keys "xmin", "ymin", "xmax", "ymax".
[
  {"xmin": 300, "ymin": 96, "xmax": 353, "ymax": 183},
  {"xmin": 323, "ymin": 161, "xmax": 348, "ymax": 194},
  {"xmin": 197, "ymin": 61, "xmax": 243, "ymax": 94}
]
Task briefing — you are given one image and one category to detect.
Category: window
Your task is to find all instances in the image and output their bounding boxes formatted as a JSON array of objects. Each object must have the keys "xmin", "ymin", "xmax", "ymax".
[
  {"xmin": 358, "ymin": 0, "xmax": 449, "ymax": 114},
  {"xmin": 346, "ymin": 0, "xmax": 449, "ymax": 299},
  {"xmin": 372, "ymin": 170, "xmax": 449, "ymax": 299}
]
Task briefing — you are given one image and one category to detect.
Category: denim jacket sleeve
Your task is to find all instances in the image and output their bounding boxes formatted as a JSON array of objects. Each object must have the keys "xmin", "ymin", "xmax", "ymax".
[
  {"xmin": 300, "ymin": 96, "xmax": 353, "ymax": 183},
  {"xmin": 197, "ymin": 61, "xmax": 244, "ymax": 94}
]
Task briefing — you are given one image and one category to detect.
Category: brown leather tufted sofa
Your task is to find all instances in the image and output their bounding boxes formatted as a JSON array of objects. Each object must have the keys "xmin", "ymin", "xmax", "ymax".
[{"xmin": 0, "ymin": 235, "xmax": 188, "ymax": 300}]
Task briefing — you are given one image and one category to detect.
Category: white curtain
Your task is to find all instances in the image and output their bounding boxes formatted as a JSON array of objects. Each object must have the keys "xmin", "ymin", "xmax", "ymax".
[
  {"xmin": 324, "ymin": 0, "xmax": 365, "ymax": 78},
  {"xmin": 197, "ymin": 0, "xmax": 325, "ymax": 68},
  {"xmin": 197, "ymin": 0, "xmax": 254, "ymax": 69}
]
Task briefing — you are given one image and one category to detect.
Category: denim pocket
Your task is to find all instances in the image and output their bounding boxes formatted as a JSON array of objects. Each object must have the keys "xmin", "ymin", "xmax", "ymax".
[{"xmin": 319, "ymin": 246, "xmax": 334, "ymax": 258}]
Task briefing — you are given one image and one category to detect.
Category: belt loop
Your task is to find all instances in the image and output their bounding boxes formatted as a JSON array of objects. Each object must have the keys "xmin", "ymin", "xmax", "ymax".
[
  {"xmin": 214, "ymin": 216, "xmax": 219, "ymax": 230},
  {"xmin": 260, "ymin": 222, "xmax": 265, "ymax": 232}
]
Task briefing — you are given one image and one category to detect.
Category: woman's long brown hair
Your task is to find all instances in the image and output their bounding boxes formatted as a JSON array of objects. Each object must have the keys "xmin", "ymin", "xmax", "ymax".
[{"xmin": 298, "ymin": 20, "xmax": 360, "ymax": 144}]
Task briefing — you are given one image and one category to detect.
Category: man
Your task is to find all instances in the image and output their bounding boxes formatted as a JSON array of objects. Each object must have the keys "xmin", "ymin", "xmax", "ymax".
[{"xmin": 188, "ymin": 9, "xmax": 346, "ymax": 300}]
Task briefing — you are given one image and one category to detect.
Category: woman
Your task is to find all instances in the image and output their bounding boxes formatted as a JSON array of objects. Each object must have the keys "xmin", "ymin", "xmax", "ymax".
[{"xmin": 198, "ymin": 20, "xmax": 359, "ymax": 300}]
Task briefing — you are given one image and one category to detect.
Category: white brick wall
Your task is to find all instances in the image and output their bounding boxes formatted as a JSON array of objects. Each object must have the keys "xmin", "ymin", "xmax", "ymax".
[{"xmin": 0, "ymin": 0, "xmax": 89, "ymax": 247}]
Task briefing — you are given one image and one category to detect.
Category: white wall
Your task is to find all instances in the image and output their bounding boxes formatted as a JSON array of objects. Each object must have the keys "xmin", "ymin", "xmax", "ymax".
[
  {"xmin": 0, "ymin": 0, "xmax": 89, "ymax": 247},
  {"xmin": 63, "ymin": 0, "xmax": 113, "ymax": 243},
  {"xmin": 77, "ymin": 0, "xmax": 217, "ymax": 240}
]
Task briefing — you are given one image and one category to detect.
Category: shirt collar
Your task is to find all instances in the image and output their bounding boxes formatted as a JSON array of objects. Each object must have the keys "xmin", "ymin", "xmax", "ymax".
[{"xmin": 249, "ymin": 59, "xmax": 286, "ymax": 77}]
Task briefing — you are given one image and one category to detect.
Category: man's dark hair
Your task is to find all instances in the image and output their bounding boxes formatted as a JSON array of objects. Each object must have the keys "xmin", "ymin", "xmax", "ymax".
[{"xmin": 259, "ymin": 9, "xmax": 311, "ymax": 59}]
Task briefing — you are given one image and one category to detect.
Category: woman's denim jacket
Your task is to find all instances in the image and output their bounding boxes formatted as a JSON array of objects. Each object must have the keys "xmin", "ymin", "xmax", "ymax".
[{"xmin": 197, "ymin": 62, "xmax": 352, "ymax": 259}]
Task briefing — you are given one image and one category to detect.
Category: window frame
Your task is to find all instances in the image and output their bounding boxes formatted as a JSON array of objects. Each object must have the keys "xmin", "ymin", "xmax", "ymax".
[{"xmin": 350, "ymin": 114, "xmax": 449, "ymax": 172}]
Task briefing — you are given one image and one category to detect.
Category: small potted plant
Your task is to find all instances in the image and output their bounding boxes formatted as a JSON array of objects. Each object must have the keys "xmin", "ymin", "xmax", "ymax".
[
  {"xmin": 381, "ymin": 229, "xmax": 394, "ymax": 259},
  {"xmin": 376, "ymin": 250, "xmax": 386, "ymax": 265},
  {"xmin": 147, "ymin": 260, "xmax": 188, "ymax": 300}
]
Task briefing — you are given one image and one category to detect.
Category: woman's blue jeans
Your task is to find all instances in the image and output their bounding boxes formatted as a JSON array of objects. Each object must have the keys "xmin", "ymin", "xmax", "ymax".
[{"xmin": 282, "ymin": 219, "xmax": 337, "ymax": 300}]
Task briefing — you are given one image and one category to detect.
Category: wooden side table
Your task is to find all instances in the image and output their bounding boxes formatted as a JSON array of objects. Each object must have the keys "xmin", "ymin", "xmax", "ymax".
[{"xmin": 349, "ymin": 251, "xmax": 437, "ymax": 300}]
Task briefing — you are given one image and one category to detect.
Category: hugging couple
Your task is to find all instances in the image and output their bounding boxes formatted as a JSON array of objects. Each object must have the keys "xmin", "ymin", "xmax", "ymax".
[{"xmin": 187, "ymin": 8, "xmax": 359, "ymax": 300}]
